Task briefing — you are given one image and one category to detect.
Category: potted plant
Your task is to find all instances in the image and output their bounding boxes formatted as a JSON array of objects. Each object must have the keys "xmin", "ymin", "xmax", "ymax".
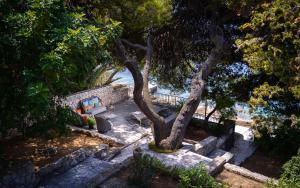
[{"xmin": 87, "ymin": 116, "xmax": 96, "ymax": 130}]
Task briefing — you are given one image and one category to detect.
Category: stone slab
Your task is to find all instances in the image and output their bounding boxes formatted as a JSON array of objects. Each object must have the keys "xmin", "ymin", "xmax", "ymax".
[
  {"xmin": 40, "ymin": 158, "xmax": 116, "ymax": 188},
  {"xmin": 140, "ymin": 143, "xmax": 213, "ymax": 169},
  {"xmin": 208, "ymin": 149, "xmax": 234, "ymax": 163},
  {"xmin": 110, "ymin": 136, "xmax": 152, "ymax": 165},
  {"xmin": 224, "ymin": 163, "xmax": 277, "ymax": 184},
  {"xmin": 193, "ymin": 136, "xmax": 217, "ymax": 156}
]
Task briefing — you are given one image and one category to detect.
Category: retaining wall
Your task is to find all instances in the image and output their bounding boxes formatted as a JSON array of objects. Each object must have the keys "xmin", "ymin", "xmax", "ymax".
[{"xmin": 63, "ymin": 85, "xmax": 129, "ymax": 109}]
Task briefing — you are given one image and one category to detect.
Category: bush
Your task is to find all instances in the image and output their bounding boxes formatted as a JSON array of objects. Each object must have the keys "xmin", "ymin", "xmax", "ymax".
[
  {"xmin": 128, "ymin": 154, "xmax": 167, "ymax": 188},
  {"xmin": 87, "ymin": 117, "xmax": 96, "ymax": 126},
  {"xmin": 178, "ymin": 165, "xmax": 225, "ymax": 188},
  {"xmin": 268, "ymin": 149, "xmax": 300, "ymax": 188},
  {"xmin": 254, "ymin": 116, "xmax": 300, "ymax": 159},
  {"xmin": 26, "ymin": 106, "xmax": 74, "ymax": 139}
]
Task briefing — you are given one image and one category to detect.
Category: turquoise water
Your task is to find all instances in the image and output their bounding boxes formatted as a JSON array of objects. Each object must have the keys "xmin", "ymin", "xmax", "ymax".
[{"xmin": 114, "ymin": 69, "xmax": 252, "ymax": 121}]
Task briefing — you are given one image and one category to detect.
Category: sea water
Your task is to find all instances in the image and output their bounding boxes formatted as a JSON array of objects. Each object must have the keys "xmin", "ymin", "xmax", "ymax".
[{"xmin": 113, "ymin": 69, "xmax": 252, "ymax": 121}]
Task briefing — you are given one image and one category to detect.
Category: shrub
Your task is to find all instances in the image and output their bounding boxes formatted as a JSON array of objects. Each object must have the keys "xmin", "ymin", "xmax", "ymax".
[
  {"xmin": 87, "ymin": 117, "xmax": 96, "ymax": 126},
  {"xmin": 254, "ymin": 116, "xmax": 300, "ymax": 159},
  {"xmin": 268, "ymin": 148, "xmax": 300, "ymax": 188},
  {"xmin": 178, "ymin": 165, "xmax": 225, "ymax": 188},
  {"xmin": 128, "ymin": 154, "xmax": 167, "ymax": 187},
  {"xmin": 26, "ymin": 106, "xmax": 74, "ymax": 139}
]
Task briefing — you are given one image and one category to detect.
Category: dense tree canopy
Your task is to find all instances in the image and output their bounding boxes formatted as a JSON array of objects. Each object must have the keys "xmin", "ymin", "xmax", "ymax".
[
  {"xmin": 236, "ymin": 0, "xmax": 300, "ymax": 156},
  {"xmin": 0, "ymin": 0, "xmax": 120, "ymax": 136},
  {"xmin": 0, "ymin": 0, "xmax": 299, "ymax": 158}
]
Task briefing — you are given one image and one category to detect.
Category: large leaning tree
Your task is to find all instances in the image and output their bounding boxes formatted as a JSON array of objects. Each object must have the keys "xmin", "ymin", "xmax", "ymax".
[{"xmin": 114, "ymin": 2, "xmax": 234, "ymax": 150}]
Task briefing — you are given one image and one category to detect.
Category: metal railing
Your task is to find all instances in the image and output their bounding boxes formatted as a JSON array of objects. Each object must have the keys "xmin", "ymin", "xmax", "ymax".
[
  {"xmin": 128, "ymin": 86, "xmax": 187, "ymax": 106},
  {"xmin": 152, "ymin": 92, "xmax": 186, "ymax": 106}
]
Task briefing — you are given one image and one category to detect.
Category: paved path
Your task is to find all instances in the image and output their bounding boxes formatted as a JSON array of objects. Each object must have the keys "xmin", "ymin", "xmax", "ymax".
[{"xmin": 90, "ymin": 99, "xmax": 152, "ymax": 144}]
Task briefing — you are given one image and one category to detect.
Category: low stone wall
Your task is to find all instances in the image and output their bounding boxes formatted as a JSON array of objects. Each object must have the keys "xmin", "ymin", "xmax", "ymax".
[
  {"xmin": 224, "ymin": 163, "xmax": 277, "ymax": 184},
  {"xmin": 190, "ymin": 117, "xmax": 235, "ymax": 151},
  {"xmin": 63, "ymin": 85, "xmax": 129, "ymax": 109}
]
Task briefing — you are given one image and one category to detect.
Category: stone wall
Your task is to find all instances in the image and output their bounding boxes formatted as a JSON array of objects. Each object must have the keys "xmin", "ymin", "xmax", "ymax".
[
  {"xmin": 63, "ymin": 85, "xmax": 129, "ymax": 109},
  {"xmin": 190, "ymin": 117, "xmax": 236, "ymax": 151}
]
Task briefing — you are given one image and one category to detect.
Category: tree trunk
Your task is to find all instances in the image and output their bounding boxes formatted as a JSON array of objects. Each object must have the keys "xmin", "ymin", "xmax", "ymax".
[
  {"xmin": 115, "ymin": 24, "xmax": 229, "ymax": 150},
  {"xmin": 159, "ymin": 49, "xmax": 220, "ymax": 149},
  {"xmin": 115, "ymin": 39, "xmax": 166, "ymax": 132},
  {"xmin": 158, "ymin": 24, "xmax": 230, "ymax": 150}
]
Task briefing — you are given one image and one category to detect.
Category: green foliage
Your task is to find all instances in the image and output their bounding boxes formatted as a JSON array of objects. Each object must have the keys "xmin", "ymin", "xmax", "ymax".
[
  {"xmin": 237, "ymin": 0, "xmax": 299, "ymax": 93},
  {"xmin": 129, "ymin": 154, "xmax": 169, "ymax": 187},
  {"xmin": 26, "ymin": 106, "xmax": 74, "ymax": 139},
  {"xmin": 236, "ymin": 0, "xmax": 300, "ymax": 158},
  {"xmin": 69, "ymin": 0, "xmax": 171, "ymax": 36},
  {"xmin": 179, "ymin": 165, "xmax": 225, "ymax": 188},
  {"xmin": 253, "ymin": 115, "xmax": 300, "ymax": 159},
  {"xmin": 268, "ymin": 149, "xmax": 300, "ymax": 188},
  {"xmin": 0, "ymin": 0, "xmax": 120, "ymax": 137}
]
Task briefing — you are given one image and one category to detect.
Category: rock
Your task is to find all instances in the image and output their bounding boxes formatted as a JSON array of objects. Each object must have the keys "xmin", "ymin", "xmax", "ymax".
[
  {"xmin": 94, "ymin": 144, "xmax": 109, "ymax": 159},
  {"xmin": 224, "ymin": 163, "xmax": 276, "ymax": 184},
  {"xmin": 38, "ymin": 148, "xmax": 93, "ymax": 177}
]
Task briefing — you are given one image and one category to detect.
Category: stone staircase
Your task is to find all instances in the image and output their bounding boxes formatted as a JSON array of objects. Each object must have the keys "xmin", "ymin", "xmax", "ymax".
[
  {"xmin": 39, "ymin": 136, "xmax": 151, "ymax": 188},
  {"xmin": 39, "ymin": 135, "xmax": 235, "ymax": 188}
]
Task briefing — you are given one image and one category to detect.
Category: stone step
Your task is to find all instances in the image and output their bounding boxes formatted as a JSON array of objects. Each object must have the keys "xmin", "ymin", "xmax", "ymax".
[
  {"xmin": 110, "ymin": 136, "xmax": 152, "ymax": 166},
  {"xmin": 40, "ymin": 157, "xmax": 116, "ymax": 188},
  {"xmin": 208, "ymin": 149, "xmax": 234, "ymax": 163},
  {"xmin": 139, "ymin": 143, "xmax": 213, "ymax": 169}
]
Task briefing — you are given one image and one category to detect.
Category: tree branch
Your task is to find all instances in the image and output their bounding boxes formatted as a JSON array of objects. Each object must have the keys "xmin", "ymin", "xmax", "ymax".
[
  {"xmin": 102, "ymin": 69, "xmax": 119, "ymax": 86},
  {"xmin": 205, "ymin": 105, "xmax": 217, "ymax": 121},
  {"xmin": 121, "ymin": 39, "xmax": 147, "ymax": 51},
  {"xmin": 142, "ymin": 32, "xmax": 154, "ymax": 107}
]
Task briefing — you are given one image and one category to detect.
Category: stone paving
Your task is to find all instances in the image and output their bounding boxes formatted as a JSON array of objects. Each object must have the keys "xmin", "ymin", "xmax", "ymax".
[
  {"xmin": 89, "ymin": 99, "xmax": 151, "ymax": 145},
  {"xmin": 140, "ymin": 142, "xmax": 213, "ymax": 169}
]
